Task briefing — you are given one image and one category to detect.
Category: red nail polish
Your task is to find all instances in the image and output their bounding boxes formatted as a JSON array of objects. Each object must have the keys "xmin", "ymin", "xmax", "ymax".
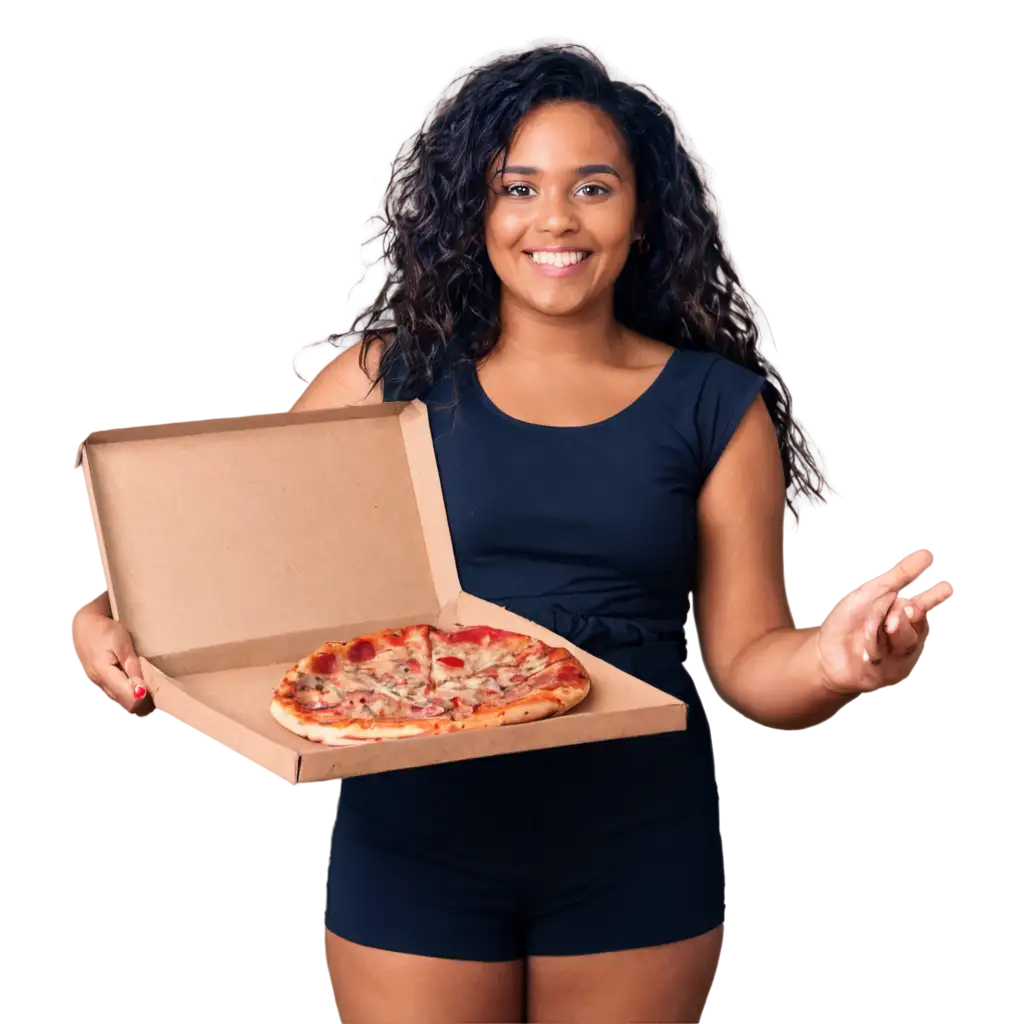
[{"xmin": 133, "ymin": 684, "xmax": 147, "ymax": 700}]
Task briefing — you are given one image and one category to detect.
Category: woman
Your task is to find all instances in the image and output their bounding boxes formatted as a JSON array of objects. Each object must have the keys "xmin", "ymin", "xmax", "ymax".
[{"xmin": 71, "ymin": 44, "xmax": 951, "ymax": 1023}]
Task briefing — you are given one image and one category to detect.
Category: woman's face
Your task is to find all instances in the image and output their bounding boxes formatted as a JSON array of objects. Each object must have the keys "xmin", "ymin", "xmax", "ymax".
[{"xmin": 484, "ymin": 101, "xmax": 640, "ymax": 319}]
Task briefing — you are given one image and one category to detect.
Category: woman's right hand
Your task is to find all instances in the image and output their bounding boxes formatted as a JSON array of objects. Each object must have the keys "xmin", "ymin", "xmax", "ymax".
[{"xmin": 72, "ymin": 596, "xmax": 152, "ymax": 715}]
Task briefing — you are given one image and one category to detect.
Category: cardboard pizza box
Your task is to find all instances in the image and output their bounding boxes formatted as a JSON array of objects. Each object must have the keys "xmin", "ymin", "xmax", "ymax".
[{"xmin": 75, "ymin": 400, "xmax": 687, "ymax": 783}]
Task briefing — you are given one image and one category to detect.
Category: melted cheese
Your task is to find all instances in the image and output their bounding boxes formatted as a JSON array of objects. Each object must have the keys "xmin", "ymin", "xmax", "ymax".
[{"xmin": 312, "ymin": 627, "xmax": 555, "ymax": 719}]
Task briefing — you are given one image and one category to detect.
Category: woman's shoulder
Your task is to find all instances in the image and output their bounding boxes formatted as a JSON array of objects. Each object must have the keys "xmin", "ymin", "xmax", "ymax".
[
  {"xmin": 623, "ymin": 332, "xmax": 759, "ymax": 394},
  {"xmin": 625, "ymin": 331, "xmax": 730, "ymax": 376},
  {"xmin": 622, "ymin": 331, "xmax": 675, "ymax": 366},
  {"xmin": 662, "ymin": 341, "xmax": 766, "ymax": 397},
  {"xmin": 625, "ymin": 334, "xmax": 768, "ymax": 472},
  {"xmin": 290, "ymin": 336, "xmax": 386, "ymax": 412}
]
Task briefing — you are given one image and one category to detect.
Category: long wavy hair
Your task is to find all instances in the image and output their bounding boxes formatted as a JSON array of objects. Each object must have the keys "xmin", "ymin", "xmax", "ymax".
[{"xmin": 312, "ymin": 42, "xmax": 828, "ymax": 514}]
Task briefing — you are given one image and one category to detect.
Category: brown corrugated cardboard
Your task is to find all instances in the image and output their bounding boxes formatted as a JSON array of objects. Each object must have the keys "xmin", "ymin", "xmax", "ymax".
[{"xmin": 76, "ymin": 400, "xmax": 687, "ymax": 784}]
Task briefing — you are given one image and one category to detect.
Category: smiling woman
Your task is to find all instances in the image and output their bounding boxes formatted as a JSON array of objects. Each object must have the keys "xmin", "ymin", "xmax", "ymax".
[
  {"xmin": 70, "ymin": 40, "xmax": 952, "ymax": 1024},
  {"xmin": 330, "ymin": 44, "xmax": 826, "ymax": 510},
  {"xmin": 304, "ymin": 48, "xmax": 829, "ymax": 1022}
]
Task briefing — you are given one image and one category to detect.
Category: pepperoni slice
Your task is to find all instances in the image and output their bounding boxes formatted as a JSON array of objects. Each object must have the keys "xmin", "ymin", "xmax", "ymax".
[
  {"xmin": 444, "ymin": 625, "xmax": 516, "ymax": 646},
  {"xmin": 310, "ymin": 652, "xmax": 337, "ymax": 675},
  {"xmin": 539, "ymin": 666, "xmax": 584, "ymax": 690},
  {"xmin": 437, "ymin": 656, "xmax": 465, "ymax": 669},
  {"xmin": 347, "ymin": 639, "xmax": 375, "ymax": 663}
]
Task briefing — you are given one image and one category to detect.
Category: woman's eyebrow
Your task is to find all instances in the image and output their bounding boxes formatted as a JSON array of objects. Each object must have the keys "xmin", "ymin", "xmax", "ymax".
[
  {"xmin": 496, "ymin": 163, "xmax": 622, "ymax": 180},
  {"xmin": 576, "ymin": 164, "xmax": 621, "ymax": 179}
]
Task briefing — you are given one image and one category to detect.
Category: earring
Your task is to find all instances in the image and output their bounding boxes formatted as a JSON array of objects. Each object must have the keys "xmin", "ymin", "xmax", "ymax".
[{"xmin": 633, "ymin": 233, "xmax": 649, "ymax": 254}]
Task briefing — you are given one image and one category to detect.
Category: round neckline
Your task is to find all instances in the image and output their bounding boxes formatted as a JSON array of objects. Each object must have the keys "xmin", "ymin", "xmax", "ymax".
[{"xmin": 469, "ymin": 348, "xmax": 681, "ymax": 432}]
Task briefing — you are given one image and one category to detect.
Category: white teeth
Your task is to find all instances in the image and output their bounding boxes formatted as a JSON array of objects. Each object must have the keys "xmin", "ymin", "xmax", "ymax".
[{"xmin": 528, "ymin": 251, "xmax": 590, "ymax": 266}]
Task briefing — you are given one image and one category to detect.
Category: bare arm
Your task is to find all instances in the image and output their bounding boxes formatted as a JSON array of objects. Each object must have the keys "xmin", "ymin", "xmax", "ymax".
[
  {"xmin": 289, "ymin": 337, "xmax": 385, "ymax": 412},
  {"xmin": 693, "ymin": 397, "xmax": 857, "ymax": 730}
]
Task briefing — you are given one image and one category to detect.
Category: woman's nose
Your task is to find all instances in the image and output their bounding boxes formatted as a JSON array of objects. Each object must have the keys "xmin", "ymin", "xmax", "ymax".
[{"xmin": 535, "ymin": 190, "xmax": 580, "ymax": 234}]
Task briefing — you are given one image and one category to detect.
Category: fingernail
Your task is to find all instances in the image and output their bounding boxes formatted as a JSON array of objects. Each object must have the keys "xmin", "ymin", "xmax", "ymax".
[
  {"xmin": 886, "ymin": 617, "xmax": 897, "ymax": 632},
  {"xmin": 862, "ymin": 649, "xmax": 870, "ymax": 662},
  {"xmin": 133, "ymin": 684, "xmax": 147, "ymax": 700},
  {"xmin": 904, "ymin": 605, "xmax": 915, "ymax": 620}
]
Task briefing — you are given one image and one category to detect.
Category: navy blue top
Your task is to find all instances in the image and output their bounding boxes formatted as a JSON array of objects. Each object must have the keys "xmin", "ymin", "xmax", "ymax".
[{"xmin": 340, "ymin": 343, "xmax": 767, "ymax": 850}]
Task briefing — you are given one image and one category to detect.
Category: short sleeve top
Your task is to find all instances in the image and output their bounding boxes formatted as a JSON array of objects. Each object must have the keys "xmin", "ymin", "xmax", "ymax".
[{"xmin": 342, "ymin": 342, "xmax": 770, "ymax": 829}]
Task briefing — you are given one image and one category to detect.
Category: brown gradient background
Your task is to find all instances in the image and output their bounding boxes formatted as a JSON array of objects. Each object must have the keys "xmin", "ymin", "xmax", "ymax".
[{"xmin": 2, "ymin": 9, "xmax": 1024, "ymax": 1024}]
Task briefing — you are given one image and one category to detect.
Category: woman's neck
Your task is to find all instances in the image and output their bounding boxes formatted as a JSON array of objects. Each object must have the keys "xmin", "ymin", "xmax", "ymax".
[{"xmin": 494, "ymin": 292, "xmax": 627, "ymax": 366}]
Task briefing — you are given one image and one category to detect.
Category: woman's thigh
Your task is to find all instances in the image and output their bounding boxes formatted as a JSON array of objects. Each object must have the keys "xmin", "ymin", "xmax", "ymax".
[
  {"xmin": 526, "ymin": 924, "xmax": 724, "ymax": 1024},
  {"xmin": 325, "ymin": 930, "xmax": 524, "ymax": 1024}
]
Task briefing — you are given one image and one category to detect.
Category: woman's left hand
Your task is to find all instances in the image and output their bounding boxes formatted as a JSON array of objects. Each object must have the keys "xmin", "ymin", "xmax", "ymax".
[{"xmin": 815, "ymin": 549, "xmax": 953, "ymax": 696}]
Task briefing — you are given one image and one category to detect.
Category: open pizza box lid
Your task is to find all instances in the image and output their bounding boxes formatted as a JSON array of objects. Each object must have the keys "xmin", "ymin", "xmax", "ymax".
[{"xmin": 75, "ymin": 400, "xmax": 686, "ymax": 784}]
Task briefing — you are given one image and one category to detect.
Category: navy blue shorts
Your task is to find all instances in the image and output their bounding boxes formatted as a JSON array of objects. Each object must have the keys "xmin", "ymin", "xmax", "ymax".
[{"xmin": 324, "ymin": 755, "xmax": 726, "ymax": 961}]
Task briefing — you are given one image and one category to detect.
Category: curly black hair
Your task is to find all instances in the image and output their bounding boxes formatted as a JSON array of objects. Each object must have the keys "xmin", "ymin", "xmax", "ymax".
[{"xmin": 312, "ymin": 42, "xmax": 828, "ymax": 514}]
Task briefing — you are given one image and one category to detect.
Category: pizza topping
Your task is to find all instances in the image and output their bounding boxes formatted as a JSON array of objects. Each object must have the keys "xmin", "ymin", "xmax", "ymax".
[
  {"xmin": 310, "ymin": 652, "xmax": 338, "ymax": 675},
  {"xmin": 272, "ymin": 624, "xmax": 590, "ymax": 744},
  {"xmin": 407, "ymin": 702, "xmax": 447, "ymax": 718},
  {"xmin": 442, "ymin": 625, "xmax": 517, "ymax": 647},
  {"xmin": 347, "ymin": 639, "xmax": 376, "ymax": 663},
  {"xmin": 502, "ymin": 682, "xmax": 534, "ymax": 701},
  {"xmin": 450, "ymin": 692, "xmax": 486, "ymax": 716},
  {"xmin": 370, "ymin": 680, "xmax": 406, "ymax": 704},
  {"xmin": 516, "ymin": 651, "xmax": 550, "ymax": 675},
  {"xmin": 296, "ymin": 684, "xmax": 343, "ymax": 710}
]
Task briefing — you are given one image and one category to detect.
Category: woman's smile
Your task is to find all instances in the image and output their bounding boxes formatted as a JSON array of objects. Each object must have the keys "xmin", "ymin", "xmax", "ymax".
[{"xmin": 524, "ymin": 247, "xmax": 595, "ymax": 277}]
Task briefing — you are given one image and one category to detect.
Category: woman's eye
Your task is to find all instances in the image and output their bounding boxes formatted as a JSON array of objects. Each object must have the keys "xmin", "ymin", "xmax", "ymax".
[{"xmin": 502, "ymin": 183, "xmax": 610, "ymax": 199}]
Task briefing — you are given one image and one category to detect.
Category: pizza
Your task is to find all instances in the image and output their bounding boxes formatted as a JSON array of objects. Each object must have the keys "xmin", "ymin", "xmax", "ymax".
[{"xmin": 269, "ymin": 624, "xmax": 591, "ymax": 745}]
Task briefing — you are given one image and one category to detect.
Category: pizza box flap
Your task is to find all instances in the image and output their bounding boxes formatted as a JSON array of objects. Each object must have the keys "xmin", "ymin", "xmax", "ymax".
[{"xmin": 76, "ymin": 401, "xmax": 461, "ymax": 670}]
